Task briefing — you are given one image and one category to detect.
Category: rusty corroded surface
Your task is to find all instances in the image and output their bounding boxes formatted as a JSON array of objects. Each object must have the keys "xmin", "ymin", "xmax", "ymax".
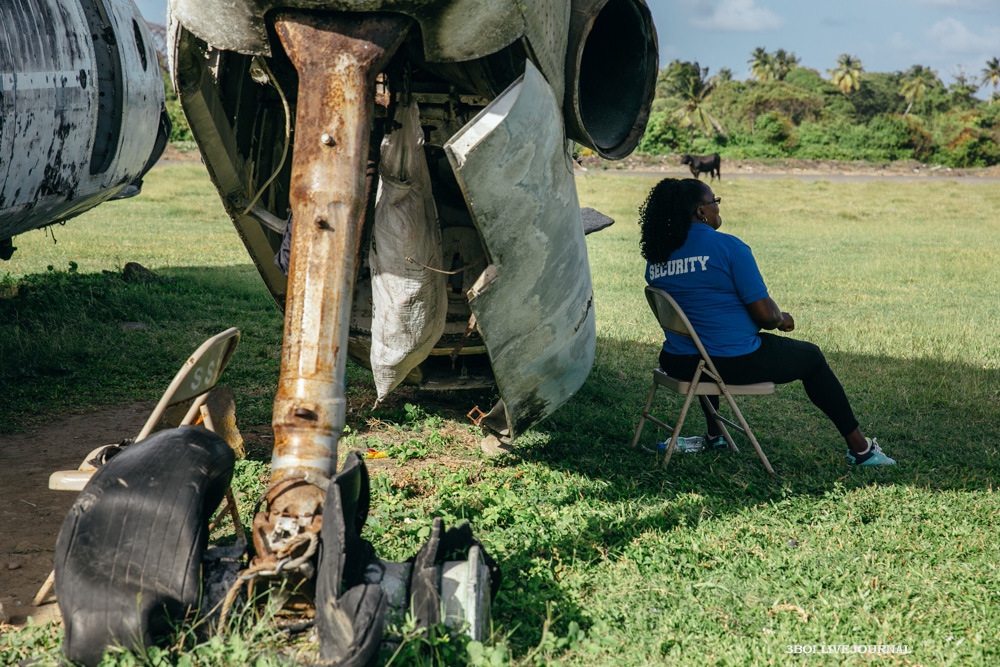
[
  {"xmin": 262, "ymin": 12, "xmax": 410, "ymax": 537},
  {"xmin": 0, "ymin": 0, "xmax": 165, "ymax": 244}
]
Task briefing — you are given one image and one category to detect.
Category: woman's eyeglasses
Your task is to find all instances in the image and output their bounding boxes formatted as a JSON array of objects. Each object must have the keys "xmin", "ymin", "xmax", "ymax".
[{"xmin": 703, "ymin": 196, "xmax": 721, "ymax": 205}]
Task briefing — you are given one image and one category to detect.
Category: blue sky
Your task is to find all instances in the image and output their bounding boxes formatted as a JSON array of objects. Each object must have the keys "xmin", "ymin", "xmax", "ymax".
[
  {"xmin": 136, "ymin": 0, "xmax": 1000, "ymax": 93},
  {"xmin": 650, "ymin": 0, "xmax": 1000, "ymax": 93}
]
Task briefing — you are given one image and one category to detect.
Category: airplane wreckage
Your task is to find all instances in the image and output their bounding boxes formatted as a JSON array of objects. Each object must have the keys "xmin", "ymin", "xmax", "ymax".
[{"xmin": 1, "ymin": 0, "xmax": 658, "ymax": 663}]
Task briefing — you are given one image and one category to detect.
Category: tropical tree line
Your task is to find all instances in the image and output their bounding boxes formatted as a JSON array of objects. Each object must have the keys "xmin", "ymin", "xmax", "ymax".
[{"xmin": 639, "ymin": 49, "xmax": 1000, "ymax": 167}]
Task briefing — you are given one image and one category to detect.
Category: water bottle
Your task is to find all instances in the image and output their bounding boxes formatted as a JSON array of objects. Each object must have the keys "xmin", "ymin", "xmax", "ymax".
[{"xmin": 657, "ymin": 436, "xmax": 705, "ymax": 454}]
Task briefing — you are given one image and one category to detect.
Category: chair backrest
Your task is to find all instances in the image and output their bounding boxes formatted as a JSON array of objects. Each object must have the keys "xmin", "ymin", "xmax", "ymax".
[
  {"xmin": 135, "ymin": 327, "xmax": 241, "ymax": 441},
  {"xmin": 644, "ymin": 286, "xmax": 714, "ymax": 364}
]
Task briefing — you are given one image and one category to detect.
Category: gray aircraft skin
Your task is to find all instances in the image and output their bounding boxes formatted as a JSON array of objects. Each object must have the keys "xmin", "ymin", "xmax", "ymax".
[
  {"xmin": 167, "ymin": 0, "xmax": 658, "ymax": 573},
  {"xmin": 0, "ymin": 0, "xmax": 170, "ymax": 261}
]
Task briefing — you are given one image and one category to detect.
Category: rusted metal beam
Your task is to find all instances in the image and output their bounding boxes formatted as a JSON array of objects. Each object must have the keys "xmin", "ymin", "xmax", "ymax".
[{"xmin": 260, "ymin": 12, "xmax": 410, "ymax": 538}]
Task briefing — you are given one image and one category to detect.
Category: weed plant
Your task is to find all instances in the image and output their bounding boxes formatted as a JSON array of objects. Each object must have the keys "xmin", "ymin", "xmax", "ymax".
[{"xmin": 2, "ymin": 165, "xmax": 999, "ymax": 664}]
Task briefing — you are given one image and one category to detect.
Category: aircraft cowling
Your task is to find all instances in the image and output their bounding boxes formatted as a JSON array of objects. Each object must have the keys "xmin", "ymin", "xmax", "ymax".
[{"xmin": 0, "ymin": 0, "xmax": 169, "ymax": 249}]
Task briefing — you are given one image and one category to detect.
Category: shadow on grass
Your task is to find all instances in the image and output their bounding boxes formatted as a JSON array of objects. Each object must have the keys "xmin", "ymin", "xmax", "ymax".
[
  {"xmin": 6, "ymin": 264, "xmax": 994, "ymax": 504},
  {"xmin": 520, "ymin": 335, "xmax": 1000, "ymax": 501},
  {"xmin": 477, "ymin": 335, "xmax": 999, "ymax": 651},
  {"xmin": 0, "ymin": 264, "xmax": 285, "ymax": 434}
]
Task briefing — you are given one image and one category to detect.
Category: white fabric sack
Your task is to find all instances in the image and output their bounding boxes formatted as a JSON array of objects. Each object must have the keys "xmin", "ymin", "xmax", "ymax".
[{"xmin": 370, "ymin": 101, "xmax": 447, "ymax": 399}]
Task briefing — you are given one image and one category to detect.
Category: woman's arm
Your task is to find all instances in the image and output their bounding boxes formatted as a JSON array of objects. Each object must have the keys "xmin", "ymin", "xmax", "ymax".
[{"xmin": 746, "ymin": 297, "xmax": 795, "ymax": 332}]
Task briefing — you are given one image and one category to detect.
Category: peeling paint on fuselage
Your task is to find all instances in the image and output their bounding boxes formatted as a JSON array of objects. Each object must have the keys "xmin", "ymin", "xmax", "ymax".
[{"xmin": 0, "ymin": 0, "xmax": 167, "ymax": 247}]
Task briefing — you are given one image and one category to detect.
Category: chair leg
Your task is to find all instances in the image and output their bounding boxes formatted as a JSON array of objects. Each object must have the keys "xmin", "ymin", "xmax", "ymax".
[
  {"xmin": 699, "ymin": 395, "xmax": 739, "ymax": 452},
  {"xmin": 226, "ymin": 488, "xmax": 245, "ymax": 541},
  {"xmin": 660, "ymin": 387, "xmax": 698, "ymax": 469},
  {"xmin": 33, "ymin": 569, "xmax": 55, "ymax": 606},
  {"xmin": 201, "ymin": 405, "xmax": 246, "ymax": 540},
  {"xmin": 630, "ymin": 381, "xmax": 659, "ymax": 449},
  {"xmin": 719, "ymin": 390, "xmax": 774, "ymax": 474}
]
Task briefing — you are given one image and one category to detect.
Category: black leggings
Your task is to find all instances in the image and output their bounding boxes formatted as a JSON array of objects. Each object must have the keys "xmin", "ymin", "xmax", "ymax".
[{"xmin": 659, "ymin": 332, "xmax": 860, "ymax": 438}]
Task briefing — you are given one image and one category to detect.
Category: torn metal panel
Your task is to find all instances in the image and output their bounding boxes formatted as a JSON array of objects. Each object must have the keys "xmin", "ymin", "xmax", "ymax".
[
  {"xmin": 519, "ymin": 0, "xmax": 570, "ymax": 108},
  {"xmin": 169, "ymin": 0, "xmax": 526, "ymax": 63},
  {"xmin": 0, "ymin": 0, "xmax": 166, "ymax": 244},
  {"xmin": 445, "ymin": 61, "xmax": 595, "ymax": 440}
]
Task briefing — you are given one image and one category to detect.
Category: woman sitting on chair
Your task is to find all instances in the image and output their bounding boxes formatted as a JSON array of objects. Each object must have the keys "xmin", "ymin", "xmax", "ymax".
[{"xmin": 638, "ymin": 178, "xmax": 895, "ymax": 466}]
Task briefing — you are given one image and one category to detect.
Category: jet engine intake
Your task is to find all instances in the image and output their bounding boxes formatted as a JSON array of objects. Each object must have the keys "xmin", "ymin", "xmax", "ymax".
[{"xmin": 564, "ymin": 0, "xmax": 658, "ymax": 159}]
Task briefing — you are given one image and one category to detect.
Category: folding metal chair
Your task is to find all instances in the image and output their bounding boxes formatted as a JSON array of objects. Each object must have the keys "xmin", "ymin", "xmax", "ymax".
[
  {"xmin": 630, "ymin": 286, "xmax": 776, "ymax": 474},
  {"xmin": 34, "ymin": 328, "xmax": 244, "ymax": 605}
]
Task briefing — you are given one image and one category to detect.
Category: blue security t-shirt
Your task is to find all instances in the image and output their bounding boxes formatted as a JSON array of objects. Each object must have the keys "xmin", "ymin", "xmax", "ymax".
[{"xmin": 645, "ymin": 223, "xmax": 769, "ymax": 357}]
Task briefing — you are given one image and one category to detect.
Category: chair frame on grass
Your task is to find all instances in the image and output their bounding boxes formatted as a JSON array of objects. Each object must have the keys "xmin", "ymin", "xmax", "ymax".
[
  {"xmin": 631, "ymin": 286, "xmax": 776, "ymax": 474},
  {"xmin": 34, "ymin": 327, "xmax": 244, "ymax": 605}
]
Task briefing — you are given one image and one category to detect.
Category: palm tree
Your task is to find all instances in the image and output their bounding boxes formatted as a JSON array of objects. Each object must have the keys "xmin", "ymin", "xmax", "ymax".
[
  {"xmin": 981, "ymin": 57, "xmax": 1000, "ymax": 105},
  {"xmin": 828, "ymin": 54, "xmax": 864, "ymax": 94},
  {"xmin": 670, "ymin": 62, "xmax": 726, "ymax": 142},
  {"xmin": 948, "ymin": 70, "xmax": 979, "ymax": 108},
  {"xmin": 748, "ymin": 47, "xmax": 774, "ymax": 82},
  {"xmin": 773, "ymin": 49, "xmax": 800, "ymax": 81},
  {"xmin": 713, "ymin": 67, "xmax": 734, "ymax": 84},
  {"xmin": 900, "ymin": 65, "xmax": 938, "ymax": 115}
]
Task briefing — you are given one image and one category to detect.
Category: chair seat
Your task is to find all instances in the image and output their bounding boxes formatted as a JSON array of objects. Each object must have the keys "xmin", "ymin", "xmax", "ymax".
[
  {"xmin": 653, "ymin": 368, "xmax": 774, "ymax": 396},
  {"xmin": 49, "ymin": 470, "xmax": 95, "ymax": 492}
]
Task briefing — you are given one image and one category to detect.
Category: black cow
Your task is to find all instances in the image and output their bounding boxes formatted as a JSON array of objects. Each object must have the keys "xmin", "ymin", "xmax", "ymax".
[{"xmin": 680, "ymin": 153, "xmax": 721, "ymax": 180}]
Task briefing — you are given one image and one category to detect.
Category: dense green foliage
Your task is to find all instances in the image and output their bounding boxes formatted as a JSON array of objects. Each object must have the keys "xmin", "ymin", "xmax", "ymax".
[
  {"xmin": 641, "ymin": 52, "xmax": 1000, "ymax": 167},
  {"xmin": 155, "ymin": 44, "xmax": 998, "ymax": 168}
]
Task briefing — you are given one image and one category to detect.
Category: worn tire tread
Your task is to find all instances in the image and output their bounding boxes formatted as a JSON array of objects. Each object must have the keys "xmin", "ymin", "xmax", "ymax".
[{"xmin": 55, "ymin": 426, "xmax": 234, "ymax": 666}]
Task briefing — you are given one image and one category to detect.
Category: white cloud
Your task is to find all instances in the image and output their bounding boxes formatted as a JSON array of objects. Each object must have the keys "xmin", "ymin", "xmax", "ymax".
[
  {"xmin": 927, "ymin": 18, "xmax": 999, "ymax": 54},
  {"xmin": 688, "ymin": 0, "xmax": 785, "ymax": 32}
]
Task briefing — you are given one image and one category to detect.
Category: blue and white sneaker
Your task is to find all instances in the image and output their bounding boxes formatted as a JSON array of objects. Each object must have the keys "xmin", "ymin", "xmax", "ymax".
[
  {"xmin": 846, "ymin": 437, "xmax": 896, "ymax": 466},
  {"xmin": 705, "ymin": 434, "xmax": 729, "ymax": 451}
]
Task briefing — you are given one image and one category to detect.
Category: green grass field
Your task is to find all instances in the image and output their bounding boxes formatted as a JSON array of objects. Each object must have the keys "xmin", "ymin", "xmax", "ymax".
[{"xmin": 2, "ymin": 164, "xmax": 999, "ymax": 665}]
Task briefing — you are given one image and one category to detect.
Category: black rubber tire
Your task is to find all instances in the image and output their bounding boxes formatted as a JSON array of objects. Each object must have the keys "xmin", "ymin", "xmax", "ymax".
[{"xmin": 54, "ymin": 426, "xmax": 234, "ymax": 666}]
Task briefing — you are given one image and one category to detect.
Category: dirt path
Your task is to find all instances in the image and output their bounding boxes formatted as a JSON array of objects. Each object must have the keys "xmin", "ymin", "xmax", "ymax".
[
  {"xmin": 574, "ymin": 154, "xmax": 1000, "ymax": 182},
  {"xmin": 0, "ymin": 405, "xmax": 157, "ymax": 627},
  {"xmin": 162, "ymin": 145, "xmax": 1000, "ymax": 182}
]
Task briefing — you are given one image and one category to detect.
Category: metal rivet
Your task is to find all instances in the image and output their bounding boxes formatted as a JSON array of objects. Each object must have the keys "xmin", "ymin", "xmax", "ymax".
[{"xmin": 320, "ymin": 133, "xmax": 335, "ymax": 146}]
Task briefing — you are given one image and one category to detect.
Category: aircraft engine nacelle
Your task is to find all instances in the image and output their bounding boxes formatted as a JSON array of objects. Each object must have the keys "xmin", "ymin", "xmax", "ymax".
[
  {"xmin": 169, "ymin": 0, "xmax": 661, "ymax": 483},
  {"xmin": 0, "ymin": 0, "xmax": 170, "ymax": 259},
  {"xmin": 565, "ymin": 0, "xmax": 658, "ymax": 159}
]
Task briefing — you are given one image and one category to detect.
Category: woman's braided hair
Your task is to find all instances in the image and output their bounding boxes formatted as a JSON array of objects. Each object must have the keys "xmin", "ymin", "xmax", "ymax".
[{"xmin": 638, "ymin": 178, "xmax": 708, "ymax": 263}]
